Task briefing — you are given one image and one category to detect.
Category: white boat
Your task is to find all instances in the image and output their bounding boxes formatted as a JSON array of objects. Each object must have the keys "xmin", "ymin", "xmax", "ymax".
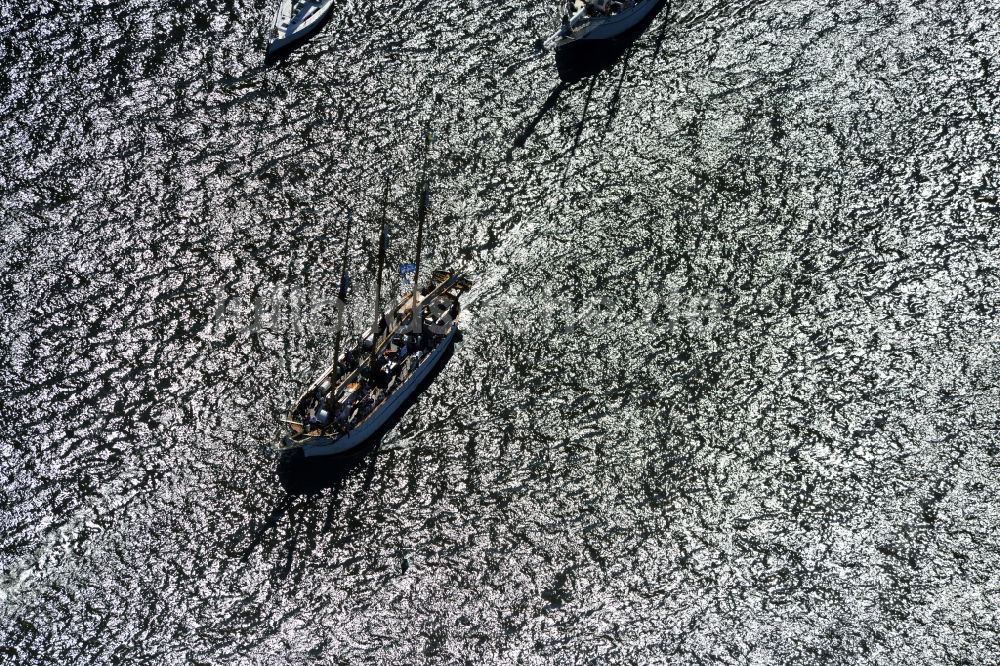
[
  {"xmin": 266, "ymin": 0, "xmax": 336, "ymax": 58},
  {"xmin": 542, "ymin": 0, "xmax": 662, "ymax": 50}
]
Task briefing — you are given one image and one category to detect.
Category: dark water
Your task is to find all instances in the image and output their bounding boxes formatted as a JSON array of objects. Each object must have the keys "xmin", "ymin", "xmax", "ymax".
[{"xmin": 2, "ymin": 0, "xmax": 999, "ymax": 662}]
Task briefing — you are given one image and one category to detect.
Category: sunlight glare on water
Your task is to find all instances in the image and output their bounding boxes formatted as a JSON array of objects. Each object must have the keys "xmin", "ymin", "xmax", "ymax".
[{"xmin": 1, "ymin": 0, "xmax": 998, "ymax": 661}]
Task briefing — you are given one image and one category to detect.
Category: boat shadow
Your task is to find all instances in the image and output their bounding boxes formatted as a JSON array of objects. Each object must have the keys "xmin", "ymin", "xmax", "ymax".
[
  {"xmin": 276, "ymin": 337, "xmax": 458, "ymax": 494},
  {"xmin": 512, "ymin": 81, "xmax": 571, "ymax": 150},
  {"xmin": 555, "ymin": 0, "xmax": 669, "ymax": 83}
]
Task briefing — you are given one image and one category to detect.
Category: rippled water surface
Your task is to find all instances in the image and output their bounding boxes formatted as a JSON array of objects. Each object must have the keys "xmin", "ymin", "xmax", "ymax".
[{"xmin": 2, "ymin": 0, "xmax": 999, "ymax": 662}]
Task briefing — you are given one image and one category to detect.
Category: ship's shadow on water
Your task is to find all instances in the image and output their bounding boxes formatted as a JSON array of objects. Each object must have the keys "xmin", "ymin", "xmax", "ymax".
[
  {"xmin": 513, "ymin": 82, "xmax": 571, "ymax": 150},
  {"xmin": 276, "ymin": 338, "xmax": 458, "ymax": 495},
  {"xmin": 512, "ymin": 1, "xmax": 671, "ymax": 150},
  {"xmin": 555, "ymin": 0, "xmax": 669, "ymax": 83}
]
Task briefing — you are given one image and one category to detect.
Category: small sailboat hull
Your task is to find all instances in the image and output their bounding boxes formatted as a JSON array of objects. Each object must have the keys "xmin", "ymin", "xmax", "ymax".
[
  {"xmin": 288, "ymin": 325, "xmax": 458, "ymax": 458},
  {"xmin": 265, "ymin": 0, "xmax": 336, "ymax": 62},
  {"xmin": 545, "ymin": 0, "xmax": 664, "ymax": 51}
]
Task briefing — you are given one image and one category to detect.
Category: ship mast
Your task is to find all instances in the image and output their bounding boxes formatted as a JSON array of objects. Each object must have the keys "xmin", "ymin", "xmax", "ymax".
[
  {"xmin": 411, "ymin": 124, "xmax": 433, "ymax": 334},
  {"xmin": 330, "ymin": 211, "xmax": 352, "ymax": 379},
  {"xmin": 370, "ymin": 177, "xmax": 391, "ymax": 374}
]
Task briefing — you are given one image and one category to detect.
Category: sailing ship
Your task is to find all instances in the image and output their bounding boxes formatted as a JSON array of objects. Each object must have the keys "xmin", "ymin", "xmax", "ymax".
[
  {"xmin": 277, "ymin": 161, "xmax": 471, "ymax": 459},
  {"xmin": 542, "ymin": 0, "xmax": 662, "ymax": 50},
  {"xmin": 266, "ymin": 0, "xmax": 336, "ymax": 60}
]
